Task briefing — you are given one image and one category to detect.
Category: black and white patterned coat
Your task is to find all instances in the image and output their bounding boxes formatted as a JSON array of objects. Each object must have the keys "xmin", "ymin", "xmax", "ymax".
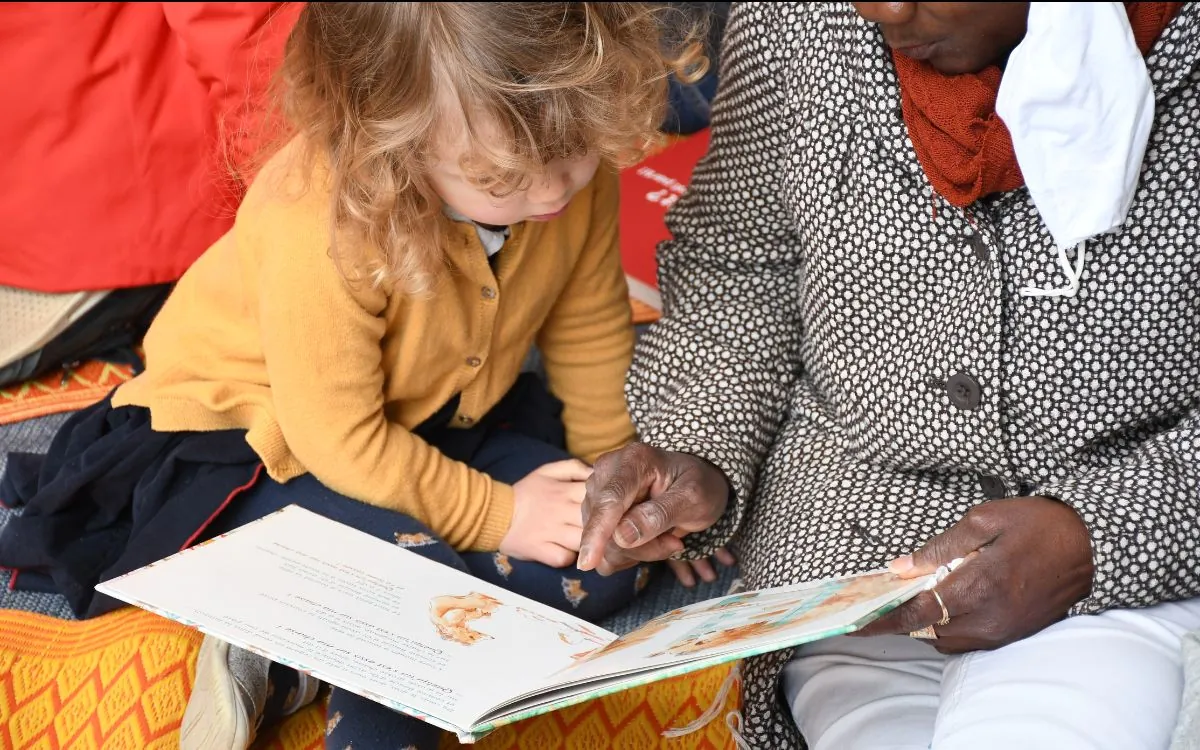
[{"xmin": 628, "ymin": 3, "xmax": 1200, "ymax": 746}]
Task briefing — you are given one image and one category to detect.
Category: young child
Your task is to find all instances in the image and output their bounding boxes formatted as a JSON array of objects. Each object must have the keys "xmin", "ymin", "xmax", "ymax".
[{"xmin": 0, "ymin": 3, "xmax": 703, "ymax": 748}]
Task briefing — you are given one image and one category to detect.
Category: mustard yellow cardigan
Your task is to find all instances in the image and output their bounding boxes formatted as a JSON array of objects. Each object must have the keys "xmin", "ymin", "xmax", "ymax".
[{"xmin": 114, "ymin": 141, "xmax": 635, "ymax": 551}]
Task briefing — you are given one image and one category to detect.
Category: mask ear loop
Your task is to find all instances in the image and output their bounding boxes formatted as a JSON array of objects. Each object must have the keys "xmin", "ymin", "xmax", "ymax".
[
  {"xmin": 662, "ymin": 662, "xmax": 746, "ymax": 744},
  {"xmin": 1020, "ymin": 240, "xmax": 1087, "ymax": 298},
  {"xmin": 726, "ymin": 709, "xmax": 752, "ymax": 750}
]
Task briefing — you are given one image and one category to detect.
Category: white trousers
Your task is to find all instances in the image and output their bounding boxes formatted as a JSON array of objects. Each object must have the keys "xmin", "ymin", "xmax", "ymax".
[{"xmin": 781, "ymin": 598, "xmax": 1200, "ymax": 750}]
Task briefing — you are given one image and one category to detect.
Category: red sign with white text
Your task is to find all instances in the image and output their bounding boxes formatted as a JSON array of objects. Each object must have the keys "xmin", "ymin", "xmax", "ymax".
[{"xmin": 619, "ymin": 130, "xmax": 711, "ymax": 310}]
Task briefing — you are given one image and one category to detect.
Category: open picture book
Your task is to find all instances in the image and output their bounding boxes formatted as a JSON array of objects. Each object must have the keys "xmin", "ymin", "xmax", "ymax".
[{"xmin": 96, "ymin": 505, "xmax": 941, "ymax": 743}]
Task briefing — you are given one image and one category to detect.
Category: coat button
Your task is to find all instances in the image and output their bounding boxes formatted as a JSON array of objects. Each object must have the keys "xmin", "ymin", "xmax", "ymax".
[
  {"xmin": 979, "ymin": 474, "xmax": 1008, "ymax": 499},
  {"xmin": 946, "ymin": 372, "xmax": 982, "ymax": 410},
  {"xmin": 481, "ymin": 286, "xmax": 497, "ymax": 300},
  {"xmin": 969, "ymin": 233, "xmax": 990, "ymax": 262},
  {"xmin": 466, "ymin": 356, "xmax": 482, "ymax": 367}
]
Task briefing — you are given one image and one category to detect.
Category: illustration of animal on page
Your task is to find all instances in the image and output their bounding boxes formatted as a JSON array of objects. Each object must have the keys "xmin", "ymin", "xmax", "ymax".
[
  {"xmin": 426, "ymin": 591, "xmax": 610, "ymax": 656},
  {"xmin": 428, "ymin": 592, "xmax": 503, "ymax": 645}
]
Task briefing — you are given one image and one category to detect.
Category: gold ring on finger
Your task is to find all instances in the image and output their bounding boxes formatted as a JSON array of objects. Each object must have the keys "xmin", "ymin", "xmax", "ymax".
[
  {"xmin": 909, "ymin": 625, "xmax": 937, "ymax": 640},
  {"xmin": 932, "ymin": 588, "xmax": 951, "ymax": 627}
]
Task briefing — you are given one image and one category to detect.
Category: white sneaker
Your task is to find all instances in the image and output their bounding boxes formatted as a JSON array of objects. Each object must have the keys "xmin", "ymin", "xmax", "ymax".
[
  {"xmin": 180, "ymin": 636, "xmax": 268, "ymax": 750},
  {"xmin": 181, "ymin": 636, "xmax": 322, "ymax": 749}
]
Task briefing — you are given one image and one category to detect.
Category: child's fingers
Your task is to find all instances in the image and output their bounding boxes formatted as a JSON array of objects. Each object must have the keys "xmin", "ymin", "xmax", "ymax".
[
  {"xmin": 559, "ymin": 478, "xmax": 588, "ymax": 506},
  {"xmin": 537, "ymin": 542, "xmax": 578, "ymax": 569},
  {"xmin": 558, "ymin": 500, "xmax": 585, "ymax": 524},
  {"xmin": 555, "ymin": 496, "xmax": 586, "ymax": 527},
  {"xmin": 715, "ymin": 547, "xmax": 737, "ymax": 566},
  {"xmin": 554, "ymin": 525, "xmax": 583, "ymax": 551},
  {"xmin": 536, "ymin": 459, "xmax": 594, "ymax": 482}
]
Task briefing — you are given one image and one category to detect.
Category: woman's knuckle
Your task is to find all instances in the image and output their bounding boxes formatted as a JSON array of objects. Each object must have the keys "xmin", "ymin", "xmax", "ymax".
[
  {"xmin": 968, "ymin": 503, "xmax": 1003, "ymax": 533},
  {"xmin": 638, "ymin": 500, "xmax": 670, "ymax": 530},
  {"xmin": 583, "ymin": 472, "xmax": 599, "ymax": 492},
  {"xmin": 976, "ymin": 613, "xmax": 1005, "ymax": 638},
  {"xmin": 593, "ymin": 448, "xmax": 620, "ymax": 472},
  {"xmin": 624, "ymin": 441, "xmax": 652, "ymax": 458},
  {"xmin": 623, "ymin": 441, "xmax": 651, "ymax": 465},
  {"xmin": 590, "ymin": 479, "xmax": 620, "ymax": 507}
]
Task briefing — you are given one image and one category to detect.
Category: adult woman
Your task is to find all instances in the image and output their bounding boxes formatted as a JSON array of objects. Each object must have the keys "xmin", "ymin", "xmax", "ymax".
[{"xmin": 578, "ymin": 2, "xmax": 1200, "ymax": 748}]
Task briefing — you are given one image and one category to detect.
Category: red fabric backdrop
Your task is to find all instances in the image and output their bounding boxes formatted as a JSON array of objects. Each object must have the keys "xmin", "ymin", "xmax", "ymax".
[{"xmin": 0, "ymin": 2, "xmax": 302, "ymax": 293}]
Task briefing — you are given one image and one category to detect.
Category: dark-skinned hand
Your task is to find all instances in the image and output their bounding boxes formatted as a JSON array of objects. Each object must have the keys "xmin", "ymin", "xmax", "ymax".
[
  {"xmin": 577, "ymin": 443, "xmax": 730, "ymax": 576},
  {"xmin": 668, "ymin": 546, "xmax": 737, "ymax": 587},
  {"xmin": 855, "ymin": 496, "xmax": 1096, "ymax": 654}
]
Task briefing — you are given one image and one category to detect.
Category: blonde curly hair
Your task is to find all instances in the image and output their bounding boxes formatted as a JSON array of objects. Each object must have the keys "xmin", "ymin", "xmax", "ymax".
[{"xmin": 276, "ymin": 2, "xmax": 707, "ymax": 294}]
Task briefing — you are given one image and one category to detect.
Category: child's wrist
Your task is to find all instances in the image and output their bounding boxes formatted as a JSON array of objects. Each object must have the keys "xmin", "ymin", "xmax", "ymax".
[{"xmin": 473, "ymin": 479, "xmax": 515, "ymax": 551}]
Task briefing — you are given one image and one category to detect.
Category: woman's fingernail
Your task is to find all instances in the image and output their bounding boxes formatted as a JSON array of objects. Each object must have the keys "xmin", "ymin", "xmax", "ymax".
[
  {"xmin": 616, "ymin": 519, "xmax": 642, "ymax": 547},
  {"xmin": 577, "ymin": 544, "xmax": 592, "ymax": 570},
  {"xmin": 888, "ymin": 555, "xmax": 914, "ymax": 574}
]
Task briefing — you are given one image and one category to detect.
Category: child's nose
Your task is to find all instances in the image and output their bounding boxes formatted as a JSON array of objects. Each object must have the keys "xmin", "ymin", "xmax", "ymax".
[{"xmin": 528, "ymin": 168, "xmax": 571, "ymax": 205}]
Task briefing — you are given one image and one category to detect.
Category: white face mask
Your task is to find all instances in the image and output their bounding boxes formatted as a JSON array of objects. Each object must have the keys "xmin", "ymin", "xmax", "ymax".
[{"xmin": 995, "ymin": 1, "xmax": 1155, "ymax": 298}]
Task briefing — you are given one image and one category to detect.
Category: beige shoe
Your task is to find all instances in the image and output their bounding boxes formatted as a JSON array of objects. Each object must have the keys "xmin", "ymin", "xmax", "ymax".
[
  {"xmin": 181, "ymin": 636, "xmax": 322, "ymax": 749},
  {"xmin": 180, "ymin": 636, "xmax": 268, "ymax": 750}
]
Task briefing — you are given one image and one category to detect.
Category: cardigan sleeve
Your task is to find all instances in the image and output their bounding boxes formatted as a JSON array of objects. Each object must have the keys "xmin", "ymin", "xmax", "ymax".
[
  {"xmin": 1037, "ymin": 411, "xmax": 1200, "ymax": 615},
  {"xmin": 627, "ymin": 4, "xmax": 809, "ymax": 556}
]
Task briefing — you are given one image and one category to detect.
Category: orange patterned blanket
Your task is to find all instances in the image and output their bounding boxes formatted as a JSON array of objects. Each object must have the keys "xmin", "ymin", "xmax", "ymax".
[
  {"xmin": 0, "ymin": 608, "xmax": 739, "ymax": 750},
  {"xmin": 0, "ymin": 359, "xmax": 136, "ymax": 427}
]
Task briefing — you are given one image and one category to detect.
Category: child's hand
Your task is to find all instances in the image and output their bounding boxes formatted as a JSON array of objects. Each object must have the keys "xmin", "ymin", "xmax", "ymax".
[
  {"xmin": 501, "ymin": 459, "xmax": 593, "ymax": 568},
  {"xmin": 667, "ymin": 547, "xmax": 736, "ymax": 588}
]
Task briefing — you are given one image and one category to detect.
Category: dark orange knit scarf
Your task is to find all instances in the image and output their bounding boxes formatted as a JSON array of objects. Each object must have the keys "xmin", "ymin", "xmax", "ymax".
[{"xmin": 893, "ymin": 2, "xmax": 1182, "ymax": 208}]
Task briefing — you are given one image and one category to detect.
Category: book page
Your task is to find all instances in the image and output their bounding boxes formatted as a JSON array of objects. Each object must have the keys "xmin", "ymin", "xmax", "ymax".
[
  {"xmin": 95, "ymin": 506, "xmax": 614, "ymax": 734},
  {"xmin": 552, "ymin": 569, "xmax": 932, "ymax": 685},
  {"xmin": 453, "ymin": 570, "xmax": 933, "ymax": 736}
]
